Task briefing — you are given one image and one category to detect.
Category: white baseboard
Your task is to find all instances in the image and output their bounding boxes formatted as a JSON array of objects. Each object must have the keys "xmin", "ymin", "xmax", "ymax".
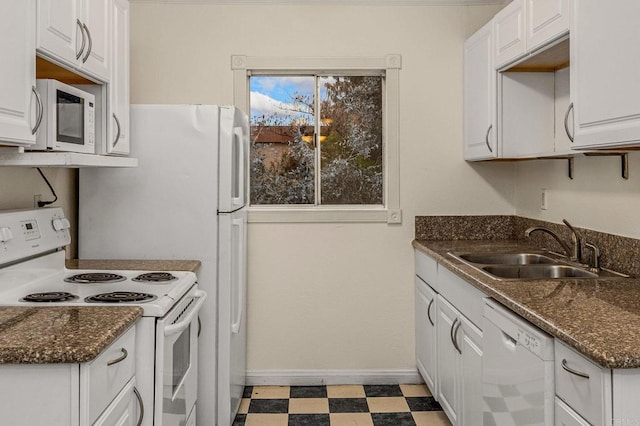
[{"xmin": 246, "ymin": 369, "xmax": 423, "ymax": 386}]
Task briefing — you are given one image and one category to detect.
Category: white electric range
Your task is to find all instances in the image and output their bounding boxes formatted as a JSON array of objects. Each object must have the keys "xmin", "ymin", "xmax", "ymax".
[{"xmin": 0, "ymin": 207, "xmax": 206, "ymax": 426}]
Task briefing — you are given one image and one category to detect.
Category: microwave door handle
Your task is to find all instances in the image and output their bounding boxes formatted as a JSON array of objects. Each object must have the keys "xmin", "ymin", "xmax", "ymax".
[
  {"xmin": 31, "ymin": 86, "xmax": 43, "ymax": 135},
  {"xmin": 163, "ymin": 290, "xmax": 207, "ymax": 336}
]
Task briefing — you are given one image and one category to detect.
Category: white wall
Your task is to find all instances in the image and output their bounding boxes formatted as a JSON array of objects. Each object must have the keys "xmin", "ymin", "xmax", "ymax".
[
  {"xmin": 515, "ymin": 153, "xmax": 640, "ymax": 238},
  {"xmin": 130, "ymin": 3, "xmax": 510, "ymax": 374}
]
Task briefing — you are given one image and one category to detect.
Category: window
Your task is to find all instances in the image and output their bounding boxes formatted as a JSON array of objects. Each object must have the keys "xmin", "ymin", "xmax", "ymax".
[{"xmin": 233, "ymin": 55, "xmax": 401, "ymax": 223}]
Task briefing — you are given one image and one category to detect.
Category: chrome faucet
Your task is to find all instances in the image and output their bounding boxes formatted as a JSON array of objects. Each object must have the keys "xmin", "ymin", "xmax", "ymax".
[{"xmin": 524, "ymin": 219, "xmax": 582, "ymax": 262}]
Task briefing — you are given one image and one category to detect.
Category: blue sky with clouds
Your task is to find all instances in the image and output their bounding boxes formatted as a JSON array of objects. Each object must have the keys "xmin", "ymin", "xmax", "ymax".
[{"xmin": 250, "ymin": 76, "xmax": 314, "ymax": 122}]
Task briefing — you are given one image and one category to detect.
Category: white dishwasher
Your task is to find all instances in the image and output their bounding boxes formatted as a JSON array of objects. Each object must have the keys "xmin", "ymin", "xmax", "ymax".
[{"xmin": 482, "ymin": 299, "xmax": 555, "ymax": 426}]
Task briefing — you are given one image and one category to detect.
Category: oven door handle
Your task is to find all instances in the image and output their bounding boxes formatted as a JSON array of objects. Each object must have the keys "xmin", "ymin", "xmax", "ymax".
[{"xmin": 164, "ymin": 290, "xmax": 207, "ymax": 336}]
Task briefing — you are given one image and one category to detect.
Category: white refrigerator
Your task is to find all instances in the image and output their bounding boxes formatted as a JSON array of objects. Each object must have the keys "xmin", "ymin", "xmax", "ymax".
[{"xmin": 78, "ymin": 105, "xmax": 249, "ymax": 426}]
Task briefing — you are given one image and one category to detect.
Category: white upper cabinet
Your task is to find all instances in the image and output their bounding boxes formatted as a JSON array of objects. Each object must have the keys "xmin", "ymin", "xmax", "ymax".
[
  {"xmin": 80, "ymin": 0, "xmax": 110, "ymax": 80},
  {"xmin": 494, "ymin": 1, "xmax": 525, "ymax": 69},
  {"xmin": 37, "ymin": 0, "xmax": 110, "ymax": 82},
  {"xmin": 495, "ymin": 0, "xmax": 571, "ymax": 70},
  {"xmin": 464, "ymin": 21, "xmax": 497, "ymax": 161},
  {"xmin": 526, "ymin": 0, "xmax": 571, "ymax": 52},
  {"xmin": 107, "ymin": 0, "xmax": 130, "ymax": 155},
  {"xmin": 570, "ymin": 0, "xmax": 640, "ymax": 149},
  {"xmin": 0, "ymin": 0, "xmax": 38, "ymax": 147}
]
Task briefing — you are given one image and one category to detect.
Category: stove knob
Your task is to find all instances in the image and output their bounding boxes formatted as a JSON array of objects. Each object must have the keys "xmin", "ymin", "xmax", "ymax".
[
  {"xmin": 52, "ymin": 218, "xmax": 64, "ymax": 231},
  {"xmin": 0, "ymin": 227, "xmax": 13, "ymax": 243},
  {"xmin": 61, "ymin": 218, "xmax": 71, "ymax": 229}
]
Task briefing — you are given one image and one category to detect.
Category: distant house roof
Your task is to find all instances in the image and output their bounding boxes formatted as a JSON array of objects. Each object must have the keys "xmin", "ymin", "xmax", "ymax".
[{"xmin": 251, "ymin": 125, "xmax": 313, "ymax": 144}]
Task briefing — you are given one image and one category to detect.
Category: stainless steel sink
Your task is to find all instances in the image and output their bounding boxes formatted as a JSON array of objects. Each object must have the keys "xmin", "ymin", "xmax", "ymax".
[
  {"xmin": 482, "ymin": 264, "xmax": 599, "ymax": 280},
  {"xmin": 448, "ymin": 250, "xmax": 628, "ymax": 281},
  {"xmin": 457, "ymin": 252, "xmax": 558, "ymax": 265}
]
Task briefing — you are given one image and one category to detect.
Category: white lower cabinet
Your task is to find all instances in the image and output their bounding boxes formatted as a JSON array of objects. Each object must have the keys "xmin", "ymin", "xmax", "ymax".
[
  {"xmin": 0, "ymin": 326, "xmax": 138, "ymax": 426},
  {"xmin": 555, "ymin": 397, "xmax": 590, "ymax": 426},
  {"xmin": 415, "ymin": 275, "xmax": 437, "ymax": 395},
  {"xmin": 414, "ymin": 250, "xmax": 484, "ymax": 426},
  {"xmin": 436, "ymin": 296, "xmax": 461, "ymax": 424}
]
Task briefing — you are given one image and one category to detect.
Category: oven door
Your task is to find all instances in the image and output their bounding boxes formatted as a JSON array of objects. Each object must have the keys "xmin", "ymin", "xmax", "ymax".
[{"xmin": 155, "ymin": 287, "xmax": 207, "ymax": 426}]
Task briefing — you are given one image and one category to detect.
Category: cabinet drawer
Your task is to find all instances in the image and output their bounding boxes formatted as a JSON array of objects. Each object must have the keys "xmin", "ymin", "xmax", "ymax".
[
  {"xmin": 438, "ymin": 266, "xmax": 486, "ymax": 329},
  {"xmin": 82, "ymin": 325, "xmax": 136, "ymax": 425},
  {"xmin": 555, "ymin": 397, "xmax": 590, "ymax": 426},
  {"xmin": 555, "ymin": 340, "xmax": 610, "ymax": 426},
  {"xmin": 93, "ymin": 378, "xmax": 138, "ymax": 426},
  {"xmin": 415, "ymin": 250, "xmax": 437, "ymax": 288}
]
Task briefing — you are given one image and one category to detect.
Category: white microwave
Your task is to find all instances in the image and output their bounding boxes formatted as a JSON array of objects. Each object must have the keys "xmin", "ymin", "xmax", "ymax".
[{"xmin": 31, "ymin": 79, "xmax": 96, "ymax": 154}]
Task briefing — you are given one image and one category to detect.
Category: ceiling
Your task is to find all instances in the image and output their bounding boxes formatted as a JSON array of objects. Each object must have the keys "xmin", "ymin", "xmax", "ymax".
[{"xmin": 130, "ymin": 0, "xmax": 507, "ymax": 5}]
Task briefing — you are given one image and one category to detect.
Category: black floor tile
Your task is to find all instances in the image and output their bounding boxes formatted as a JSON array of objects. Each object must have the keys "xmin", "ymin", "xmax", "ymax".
[
  {"xmin": 232, "ymin": 413, "xmax": 246, "ymax": 425},
  {"xmin": 329, "ymin": 398, "xmax": 369, "ymax": 413},
  {"xmin": 372, "ymin": 412, "xmax": 416, "ymax": 426},
  {"xmin": 248, "ymin": 398, "xmax": 289, "ymax": 413},
  {"xmin": 288, "ymin": 414, "xmax": 330, "ymax": 426},
  {"xmin": 364, "ymin": 384, "xmax": 404, "ymax": 397},
  {"xmin": 242, "ymin": 386, "xmax": 253, "ymax": 398},
  {"xmin": 290, "ymin": 386, "xmax": 327, "ymax": 398},
  {"xmin": 406, "ymin": 396, "xmax": 442, "ymax": 412}
]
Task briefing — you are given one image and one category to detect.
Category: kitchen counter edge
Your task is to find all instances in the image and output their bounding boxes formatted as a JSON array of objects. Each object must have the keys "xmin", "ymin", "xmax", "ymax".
[{"xmin": 0, "ymin": 306, "xmax": 142, "ymax": 364}]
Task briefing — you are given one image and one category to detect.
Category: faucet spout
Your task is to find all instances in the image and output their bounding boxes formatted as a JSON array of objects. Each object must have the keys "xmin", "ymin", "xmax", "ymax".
[
  {"xmin": 525, "ymin": 226, "xmax": 574, "ymax": 259},
  {"xmin": 562, "ymin": 219, "xmax": 582, "ymax": 262}
]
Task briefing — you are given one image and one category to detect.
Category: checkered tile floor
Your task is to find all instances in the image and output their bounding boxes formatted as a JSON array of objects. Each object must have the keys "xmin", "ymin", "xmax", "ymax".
[{"xmin": 232, "ymin": 384, "xmax": 451, "ymax": 426}]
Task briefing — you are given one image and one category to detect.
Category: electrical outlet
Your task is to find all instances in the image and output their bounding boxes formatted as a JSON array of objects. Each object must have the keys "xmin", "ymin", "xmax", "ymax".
[
  {"xmin": 34, "ymin": 194, "xmax": 42, "ymax": 208},
  {"xmin": 540, "ymin": 189, "xmax": 548, "ymax": 210}
]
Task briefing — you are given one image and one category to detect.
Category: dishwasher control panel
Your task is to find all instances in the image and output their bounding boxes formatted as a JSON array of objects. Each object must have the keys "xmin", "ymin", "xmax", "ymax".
[{"xmin": 517, "ymin": 327, "xmax": 542, "ymax": 356}]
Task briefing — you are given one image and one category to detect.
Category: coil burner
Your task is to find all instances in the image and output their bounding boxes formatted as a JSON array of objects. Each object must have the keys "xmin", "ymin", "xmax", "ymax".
[
  {"xmin": 85, "ymin": 291, "xmax": 157, "ymax": 303},
  {"xmin": 21, "ymin": 292, "xmax": 79, "ymax": 302},
  {"xmin": 132, "ymin": 272, "xmax": 177, "ymax": 283},
  {"xmin": 64, "ymin": 273, "xmax": 127, "ymax": 284}
]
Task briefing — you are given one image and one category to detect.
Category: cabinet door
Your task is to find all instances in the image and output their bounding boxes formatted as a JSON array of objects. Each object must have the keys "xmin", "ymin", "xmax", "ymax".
[
  {"xmin": 0, "ymin": 0, "xmax": 38, "ymax": 146},
  {"xmin": 571, "ymin": 0, "xmax": 640, "ymax": 148},
  {"xmin": 460, "ymin": 316, "xmax": 482, "ymax": 426},
  {"xmin": 525, "ymin": 0, "xmax": 570, "ymax": 52},
  {"xmin": 494, "ymin": 0, "xmax": 526, "ymax": 69},
  {"xmin": 415, "ymin": 277, "xmax": 437, "ymax": 396},
  {"xmin": 107, "ymin": 0, "xmax": 130, "ymax": 155},
  {"xmin": 464, "ymin": 21, "xmax": 497, "ymax": 160},
  {"xmin": 436, "ymin": 296, "xmax": 460, "ymax": 425},
  {"xmin": 555, "ymin": 397, "xmax": 590, "ymax": 426},
  {"xmin": 80, "ymin": 0, "xmax": 110, "ymax": 81},
  {"xmin": 93, "ymin": 379, "xmax": 140, "ymax": 426},
  {"xmin": 37, "ymin": 0, "xmax": 81, "ymax": 65}
]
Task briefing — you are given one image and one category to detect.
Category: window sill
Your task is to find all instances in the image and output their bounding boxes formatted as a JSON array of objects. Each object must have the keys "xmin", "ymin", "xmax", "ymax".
[{"xmin": 247, "ymin": 207, "xmax": 402, "ymax": 224}]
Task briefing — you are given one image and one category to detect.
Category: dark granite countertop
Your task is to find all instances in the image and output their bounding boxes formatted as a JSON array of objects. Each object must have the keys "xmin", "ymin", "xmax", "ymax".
[
  {"xmin": 413, "ymin": 239, "xmax": 640, "ymax": 369},
  {"xmin": 0, "ymin": 306, "xmax": 142, "ymax": 364},
  {"xmin": 67, "ymin": 259, "xmax": 201, "ymax": 272}
]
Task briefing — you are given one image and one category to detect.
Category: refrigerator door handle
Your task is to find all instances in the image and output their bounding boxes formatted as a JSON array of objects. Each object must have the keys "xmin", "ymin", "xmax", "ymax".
[
  {"xmin": 232, "ymin": 126, "xmax": 246, "ymax": 208},
  {"xmin": 231, "ymin": 215, "xmax": 246, "ymax": 334}
]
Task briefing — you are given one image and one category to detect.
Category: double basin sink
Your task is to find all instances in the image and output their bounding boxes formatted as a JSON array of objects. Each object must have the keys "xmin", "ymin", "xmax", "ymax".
[{"xmin": 448, "ymin": 251, "xmax": 627, "ymax": 281}]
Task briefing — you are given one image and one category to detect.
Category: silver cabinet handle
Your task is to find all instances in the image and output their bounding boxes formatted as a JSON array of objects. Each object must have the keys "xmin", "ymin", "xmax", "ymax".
[
  {"xmin": 485, "ymin": 124, "xmax": 493, "ymax": 153},
  {"xmin": 561, "ymin": 359, "xmax": 589, "ymax": 379},
  {"xmin": 107, "ymin": 348, "xmax": 128, "ymax": 366},
  {"xmin": 31, "ymin": 86, "xmax": 43, "ymax": 135},
  {"xmin": 564, "ymin": 102, "xmax": 574, "ymax": 143},
  {"xmin": 197, "ymin": 315, "xmax": 202, "ymax": 338},
  {"xmin": 82, "ymin": 23, "xmax": 92, "ymax": 63},
  {"xmin": 450, "ymin": 318, "xmax": 462, "ymax": 354},
  {"xmin": 426, "ymin": 299, "xmax": 434, "ymax": 327},
  {"xmin": 112, "ymin": 113, "xmax": 122, "ymax": 147},
  {"xmin": 76, "ymin": 19, "xmax": 86, "ymax": 60},
  {"xmin": 133, "ymin": 386, "xmax": 144, "ymax": 426}
]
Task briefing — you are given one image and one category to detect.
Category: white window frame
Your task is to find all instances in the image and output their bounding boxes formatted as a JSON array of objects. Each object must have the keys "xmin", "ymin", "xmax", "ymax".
[{"xmin": 232, "ymin": 54, "xmax": 402, "ymax": 224}]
